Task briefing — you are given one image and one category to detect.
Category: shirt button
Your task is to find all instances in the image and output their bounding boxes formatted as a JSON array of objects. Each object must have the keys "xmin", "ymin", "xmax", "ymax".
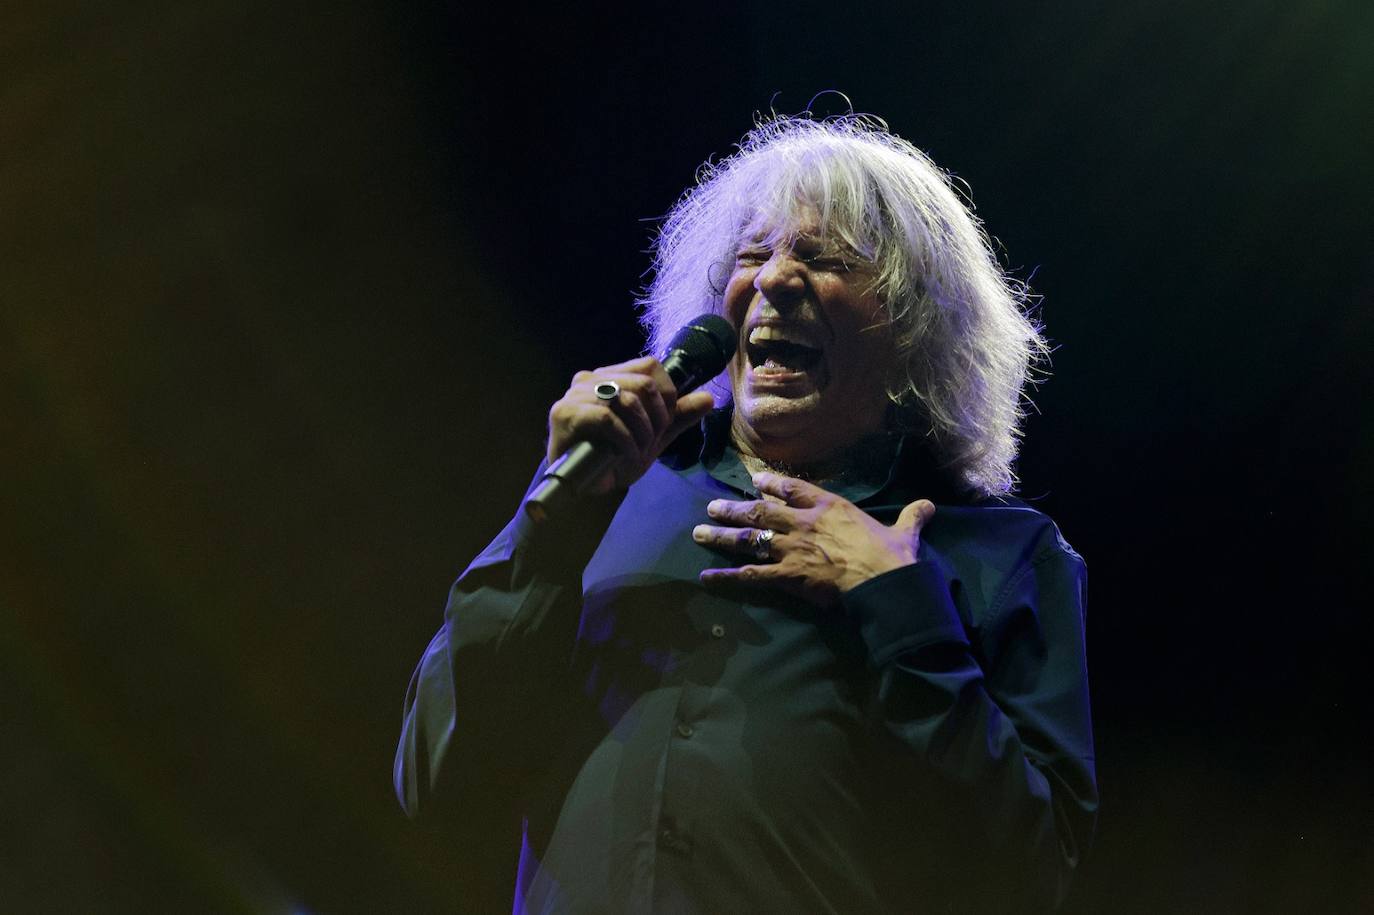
[
  {"xmin": 710, "ymin": 623, "xmax": 726, "ymax": 638},
  {"xmin": 658, "ymin": 822, "xmax": 692, "ymax": 854},
  {"xmin": 675, "ymin": 722, "xmax": 694, "ymax": 739}
]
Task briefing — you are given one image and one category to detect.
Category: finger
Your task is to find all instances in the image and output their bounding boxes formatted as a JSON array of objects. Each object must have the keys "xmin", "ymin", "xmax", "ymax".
[
  {"xmin": 557, "ymin": 368, "xmax": 656, "ymax": 455},
  {"xmin": 751, "ymin": 471, "xmax": 823, "ymax": 508},
  {"xmin": 642, "ymin": 357, "xmax": 677, "ymax": 400},
  {"xmin": 550, "ymin": 401, "xmax": 639, "ymax": 464},
  {"xmin": 578, "ymin": 372, "xmax": 662, "ymax": 452},
  {"xmin": 660, "ymin": 390, "xmax": 715, "ymax": 445},
  {"xmin": 700, "ymin": 563, "xmax": 830, "ymax": 607},
  {"xmin": 699, "ymin": 563, "xmax": 784, "ymax": 588},
  {"xmin": 704, "ymin": 497, "xmax": 797, "ymax": 532},
  {"xmin": 601, "ymin": 371, "xmax": 671, "ymax": 443},
  {"xmin": 596, "ymin": 354, "xmax": 661, "ymax": 377},
  {"xmin": 894, "ymin": 499, "xmax": 937, "ymax": 535},
  {"xmin": 592, "ymin": 382, "xmax": 656, "ymax": 453},
  {"xmin": 603, "ymin": 355, "xmax": 678, "ymax": 407},
  {"xmin": 692, "ymin": 523, "xmax": 788, "ymax": 557}
]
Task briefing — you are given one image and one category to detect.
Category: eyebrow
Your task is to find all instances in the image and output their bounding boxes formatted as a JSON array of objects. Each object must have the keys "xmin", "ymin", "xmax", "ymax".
[{"xmin": 737, "ymin": 233, "xmax": 854, "ymax": 251}]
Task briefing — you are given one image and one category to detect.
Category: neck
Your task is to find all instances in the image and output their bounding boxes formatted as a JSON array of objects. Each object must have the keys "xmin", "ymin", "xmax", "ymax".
[{"xmin": 733, "ymin": 431, "xmax": 899, "ymax": 488}]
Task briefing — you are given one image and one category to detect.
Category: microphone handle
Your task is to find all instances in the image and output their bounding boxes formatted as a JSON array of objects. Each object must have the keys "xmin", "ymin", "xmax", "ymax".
[{"xmin": 523, "ymin": 441, "xmax": 613, "ymax": 524}]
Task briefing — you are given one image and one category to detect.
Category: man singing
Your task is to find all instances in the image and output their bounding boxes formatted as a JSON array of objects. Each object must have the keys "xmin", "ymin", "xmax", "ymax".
[{"xmin": 395, "ymin": 114, "xmax": 1097, "ymax": 913}]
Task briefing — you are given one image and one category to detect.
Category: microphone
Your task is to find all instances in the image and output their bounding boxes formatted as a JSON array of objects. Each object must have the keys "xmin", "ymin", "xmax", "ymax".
[{"xmin": 524, "ymin": 314, "xmax": 736, "ymax": 523}]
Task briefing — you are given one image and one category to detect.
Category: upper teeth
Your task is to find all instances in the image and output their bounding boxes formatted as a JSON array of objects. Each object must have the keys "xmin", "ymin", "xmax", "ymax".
[{"xmin": 748, "ymin": 326, "xmax": 817, "ymax": 348}]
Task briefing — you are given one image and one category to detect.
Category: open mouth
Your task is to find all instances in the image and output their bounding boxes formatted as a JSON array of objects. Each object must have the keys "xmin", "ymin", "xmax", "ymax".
[{"xmin": 745, "ymin": 325, "xmax": 824, "ymax": 376}]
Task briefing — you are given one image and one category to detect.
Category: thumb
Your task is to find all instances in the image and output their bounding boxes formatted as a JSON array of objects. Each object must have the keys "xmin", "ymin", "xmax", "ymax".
[
  {"xmin": 894, "ymin": 499, "xmax": 936, "ymax": 535},
  {"xmin": 664, "ymin": 390, "xmax": 715, "ymax": 439}
]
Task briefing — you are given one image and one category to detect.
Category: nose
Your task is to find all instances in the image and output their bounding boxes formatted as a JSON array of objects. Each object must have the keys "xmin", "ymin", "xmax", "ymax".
[{"xmin": 754, "ymin": 250, "xmax": 806, "ymax": 307}]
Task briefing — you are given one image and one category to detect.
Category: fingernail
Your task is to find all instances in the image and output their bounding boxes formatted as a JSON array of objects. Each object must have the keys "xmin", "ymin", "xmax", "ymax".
[
  {"xmin": 706, "ymin": 500, "xmax": 723, "ymax": 515},
  {"xmin": 692, "ymin": 525, "xmax": 708, "ymax": 541}
]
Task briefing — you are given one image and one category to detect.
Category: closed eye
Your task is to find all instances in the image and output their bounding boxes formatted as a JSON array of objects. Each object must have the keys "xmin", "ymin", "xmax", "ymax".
[
  {"xmin": 802, "ymin": 255, "xmax": 853, "ymax": 271},
  {"xmin": 734, "ymin": 245, "xmax": 860, "ymax": 272},
  {"xmin": 794, "ymin": 240, "xmax": 858, "ymax": 271}
]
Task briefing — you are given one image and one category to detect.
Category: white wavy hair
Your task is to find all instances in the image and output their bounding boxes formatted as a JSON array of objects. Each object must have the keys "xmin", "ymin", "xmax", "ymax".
[{"xmin": 637, "ymin": 114, "xmax": 1048, "ymax": 496}]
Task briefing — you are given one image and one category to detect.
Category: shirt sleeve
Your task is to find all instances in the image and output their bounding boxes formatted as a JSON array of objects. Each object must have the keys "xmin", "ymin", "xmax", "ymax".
[
  {"xmin": 841, "ymin": 542, "xmax": 1097, "ymax": 912},
  {"xmin": 393, "ymin": 470, "xmax": 623, "ymax": 821}
]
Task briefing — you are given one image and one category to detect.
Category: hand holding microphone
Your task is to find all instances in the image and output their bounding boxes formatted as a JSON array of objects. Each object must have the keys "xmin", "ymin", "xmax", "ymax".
[{"xmin": 526, "ymin": 315, "xmax": 736, "ymax": 522}]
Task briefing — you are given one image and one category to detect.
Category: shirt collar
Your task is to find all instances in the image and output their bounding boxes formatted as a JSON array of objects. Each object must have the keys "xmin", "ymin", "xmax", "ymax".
[{"xmin": 666, "ymin": 407, "xmax": 973, "ymax": 507}]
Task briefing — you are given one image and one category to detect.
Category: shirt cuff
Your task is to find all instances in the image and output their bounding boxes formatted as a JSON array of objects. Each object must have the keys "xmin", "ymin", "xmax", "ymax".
[
  {"xmin": 841, "ymin": 561, "xmax": 969, "ymax": 668},
  {"xmin": 509, "ymin": 486, "xmax": 626, "ymax": 578}
]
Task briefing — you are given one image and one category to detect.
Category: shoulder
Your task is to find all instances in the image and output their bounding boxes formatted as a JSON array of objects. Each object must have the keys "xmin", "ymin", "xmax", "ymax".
[
  {"xmin": 927, "ymin": 495, "xmax": 1082, "ymax": 569},
  {"xmin": 919, "ymin": 497, "xmax": 1085, "ymax": 628}
]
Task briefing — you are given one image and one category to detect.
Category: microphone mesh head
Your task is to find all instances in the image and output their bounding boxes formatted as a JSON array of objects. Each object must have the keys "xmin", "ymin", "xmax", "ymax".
[{"xmin": 666, "ymin": 314, "xmax": 736, "ymax": 369}]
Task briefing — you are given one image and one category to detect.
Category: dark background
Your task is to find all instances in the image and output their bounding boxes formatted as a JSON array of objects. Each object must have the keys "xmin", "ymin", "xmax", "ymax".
[{"xmin": 4, "ymin": 1, "xmax": 1372, "ymax": 912}]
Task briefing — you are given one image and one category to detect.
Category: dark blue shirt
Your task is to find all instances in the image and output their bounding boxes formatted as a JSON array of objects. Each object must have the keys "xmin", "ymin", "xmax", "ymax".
[{"xmin": 395, "ymin": 413, "xmax": 1096, "ymax": 913}]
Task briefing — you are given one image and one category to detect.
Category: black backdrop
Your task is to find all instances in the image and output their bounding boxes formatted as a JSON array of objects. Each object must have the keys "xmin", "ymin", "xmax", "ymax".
[{"xmin": 4, "ymin": 1, "xmax": 1372, "ymax": 912}]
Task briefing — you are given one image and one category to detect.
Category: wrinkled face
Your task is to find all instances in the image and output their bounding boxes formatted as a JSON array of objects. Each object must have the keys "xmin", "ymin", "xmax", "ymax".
[{"xmin": 723, "ymin": 207, "xmax": 896, "ymax": 464}]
